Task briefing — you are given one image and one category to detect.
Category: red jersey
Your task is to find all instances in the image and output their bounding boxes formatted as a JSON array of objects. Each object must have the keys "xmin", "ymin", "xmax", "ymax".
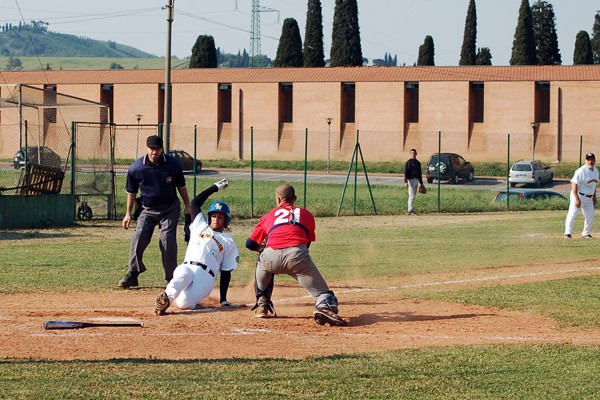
[{"xmin": 249, "ymin": 202, "xmax": 316, "ymax": 249}]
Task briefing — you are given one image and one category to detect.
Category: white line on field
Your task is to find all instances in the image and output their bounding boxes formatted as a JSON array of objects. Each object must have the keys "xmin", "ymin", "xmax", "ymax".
[{"xmin": 266, "ymin": 265, "xmax": 600, "ymax": 305}]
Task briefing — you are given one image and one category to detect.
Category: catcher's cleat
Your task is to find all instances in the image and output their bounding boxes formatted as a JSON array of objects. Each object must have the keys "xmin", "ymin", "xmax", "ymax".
[
  {"xmin": 254, "ymin": 304, "xmax": 270, "ymax": 318},
  {"xmin": 118, "ymin": 271, "xmax": 139, "ymax": 289},
  {"xmin": 154, "ymin": 291, "xmax": 170, "ymax": 315},
  {"xmin": 313, "ymin": 308, "xmax": 347, "ymax": 327}
]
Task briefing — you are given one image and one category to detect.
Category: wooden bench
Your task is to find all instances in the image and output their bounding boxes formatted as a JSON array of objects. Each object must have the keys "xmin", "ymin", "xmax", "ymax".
[{"xmin": 17, "ymin": 164, "xmax": 65, "ymax": 195}]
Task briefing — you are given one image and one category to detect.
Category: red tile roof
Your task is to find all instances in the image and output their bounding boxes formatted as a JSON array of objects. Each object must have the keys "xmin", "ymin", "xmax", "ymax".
[{"xmin": 2, "ymin": 65, "xmax": 600, "ymax": 85}]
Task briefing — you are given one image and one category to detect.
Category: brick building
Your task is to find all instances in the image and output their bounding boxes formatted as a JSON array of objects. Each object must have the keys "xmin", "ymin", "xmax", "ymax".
[{"xmin": 1, "ymin": 65, "xmax": 600, "ymax": 163}]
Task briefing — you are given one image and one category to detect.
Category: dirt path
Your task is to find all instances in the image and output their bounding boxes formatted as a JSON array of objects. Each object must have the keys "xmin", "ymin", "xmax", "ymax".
[{"xmin": 2, "ymin": 260, "xmax": 599, "ymax": 361}]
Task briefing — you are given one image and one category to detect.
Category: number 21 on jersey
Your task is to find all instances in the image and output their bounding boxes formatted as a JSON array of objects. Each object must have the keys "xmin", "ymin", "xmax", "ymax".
[{"xmin": 274, "ymin": 207, "xmax": 300, "ymax": 225}]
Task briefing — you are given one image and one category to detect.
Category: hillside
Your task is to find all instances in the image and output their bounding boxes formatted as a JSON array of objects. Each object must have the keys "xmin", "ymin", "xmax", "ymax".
[{"xmin": 0, "ymin": 21, "xmax": 156, "ymax": 58}]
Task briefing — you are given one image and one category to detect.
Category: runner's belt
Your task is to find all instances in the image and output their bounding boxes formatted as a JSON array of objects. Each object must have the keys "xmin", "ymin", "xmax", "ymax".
[
  {"xmin": 184, "ymin": 261, "xmax": 215, "ymax": 277},
  {"xmin": 579, "ymin": 192, "xmax": 593, "ymax": 198}
]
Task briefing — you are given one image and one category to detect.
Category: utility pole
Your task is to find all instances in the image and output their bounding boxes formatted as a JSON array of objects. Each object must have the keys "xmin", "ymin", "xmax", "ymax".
[
  {"xmin": 163, "ymin": 0, "xmax": 174, "ymax": 151},
  {"xmin": 250, "ymin": 0, "xmax": 279, "ymax": 67}
]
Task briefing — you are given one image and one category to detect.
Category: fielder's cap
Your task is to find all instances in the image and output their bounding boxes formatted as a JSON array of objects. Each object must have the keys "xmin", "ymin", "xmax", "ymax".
[
  {"xmin": 585, "ymin": 152, "xmax": 596, "ymax": 160},
  {"xmin": 146, "ymin": 135, "xmax": 163, "ymax": 148}
]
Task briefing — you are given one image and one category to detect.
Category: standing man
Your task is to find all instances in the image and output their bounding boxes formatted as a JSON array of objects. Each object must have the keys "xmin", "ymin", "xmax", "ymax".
[
  {"xmin": 564, "ymin": 152, "xmax": 599, "ymax": 239},
  {"xmin": 245, "ymin": 183, "xmax": 347, "ymax": 326},
  {"xmin": 119, "ymin": 135, "xmax": 191, "ymax": 288},
  {"xmin": 155, "ymin": 179, "xmax": 239, "ymax": 315},
  {"xmin": 404, "ymin": 148, "xmax": 425, "ymax": 215}
]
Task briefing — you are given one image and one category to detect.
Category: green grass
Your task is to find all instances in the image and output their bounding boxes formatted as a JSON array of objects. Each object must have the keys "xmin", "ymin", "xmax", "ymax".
[
  {"xmin": 0, "ymin": 56, "xmax": 186, "ymax": 71},
  {"xmin": 2, "ymin": 180, "xmax": 600, "ymax": 399},
  {"xmin": 1, "ymin": 346, "xmax": 600, "ymax": 399}
]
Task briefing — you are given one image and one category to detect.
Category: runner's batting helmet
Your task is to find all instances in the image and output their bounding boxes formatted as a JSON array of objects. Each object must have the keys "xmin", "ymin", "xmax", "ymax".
[{"xmin": 208, "ymin": 201, "xmax": 231, "ymax": 225}]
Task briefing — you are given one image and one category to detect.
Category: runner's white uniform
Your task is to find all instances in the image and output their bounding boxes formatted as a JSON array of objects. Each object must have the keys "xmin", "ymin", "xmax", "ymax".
[{"xmin": 165, "ymin": 211, "xmax": 239, "ymax": 309}]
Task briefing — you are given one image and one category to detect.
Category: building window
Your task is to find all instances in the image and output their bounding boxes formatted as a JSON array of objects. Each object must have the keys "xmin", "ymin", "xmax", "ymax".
[
  {"xmin": 535, "ymin": 81, "xmax": 550, "ymax": 123},
  {"xmin": 100, "ymin": 84, "xmax": 114, "ymax": 123},
  {"xmin": 279, "ymin": 83, "xmax": 293, "ymax": 123},
  {"xmin": 218, "ymin": 83, "xmax": 232, "ymax": 123},
  {"xmin": 43, "ymin": 84, "xmax": 57, "ymax": 123},
  {"xmin": 341, "ymin": 82, "xmax": 355, "ymax": 123},
  {"xmin": 404, "ymin": 82, "xmax": 419, "ymax": 123},
  {"xmin": 470, "ymin": 82, "xmax": 484, "ymax": 123},
  {"xmin": 158, "ymin": 83, "xmax": 165, "ymax": 124}
]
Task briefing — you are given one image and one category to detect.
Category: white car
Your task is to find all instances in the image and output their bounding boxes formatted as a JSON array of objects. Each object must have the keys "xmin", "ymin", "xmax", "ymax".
[{"xmin": 509, "ymin": 160, "xmax": 553, "ymax": 188}]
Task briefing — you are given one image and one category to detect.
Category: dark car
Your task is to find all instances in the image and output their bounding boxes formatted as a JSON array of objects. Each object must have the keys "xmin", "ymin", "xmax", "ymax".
[
  {"xmin": 167, "ymin": 150, "xmax": 202, "ymax": 173},
  {"xmin": 13, "ymin": 146, "xmax": 62, "ymax": 169},
  {"xmin": 425, "ymin": 153, "xmax": 474, "ymax": 184},
  {"xmin": 492, "ymin": 189, "xmax": 567, "ymax": 202}
]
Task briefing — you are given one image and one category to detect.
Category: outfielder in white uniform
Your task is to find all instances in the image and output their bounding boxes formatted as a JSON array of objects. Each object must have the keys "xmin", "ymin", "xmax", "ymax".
[
  {"xmin": 155, "ymin": 179, "xmax": 239, "ymax": 314},
  {"xmin": 564, "ymin": 153, "xmax": 599, "ymax": 238}
]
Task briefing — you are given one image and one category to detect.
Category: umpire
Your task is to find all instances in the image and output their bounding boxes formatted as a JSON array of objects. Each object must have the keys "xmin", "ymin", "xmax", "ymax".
[{"xmin": 119, "ymin": 135, "xmax": 191, "ymax": 288}]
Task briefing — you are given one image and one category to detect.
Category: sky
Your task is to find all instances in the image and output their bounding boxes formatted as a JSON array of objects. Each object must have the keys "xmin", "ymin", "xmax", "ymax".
[{"xmin": 2, "ymin": 0, "xmax": 599, "ymax": 66}]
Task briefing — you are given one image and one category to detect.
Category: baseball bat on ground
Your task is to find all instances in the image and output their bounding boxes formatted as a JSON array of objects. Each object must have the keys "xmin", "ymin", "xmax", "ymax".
[{"xmin": 43, "ymin": 320, "xmax": 144, "ymax": 330}]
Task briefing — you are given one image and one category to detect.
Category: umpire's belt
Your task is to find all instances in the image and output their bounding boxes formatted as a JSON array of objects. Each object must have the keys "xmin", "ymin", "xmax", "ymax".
[
  {"xmin": 579, "ymin": 192, "xmax": 593, "ymax": 198},
  {"xmin": 184, "ymin": 261, "xmax": 215, "ymax": 277}
]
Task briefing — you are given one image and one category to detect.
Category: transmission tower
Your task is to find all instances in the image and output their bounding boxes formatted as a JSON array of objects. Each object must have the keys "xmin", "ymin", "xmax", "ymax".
[{"xmin": 250, "ymin": 0, "xmax": 278, "ymax": 67}]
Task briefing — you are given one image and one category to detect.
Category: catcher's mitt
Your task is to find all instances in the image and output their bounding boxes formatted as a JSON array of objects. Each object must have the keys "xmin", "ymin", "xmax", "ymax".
[{"xmin": 418, "ymin": 184, "xmax": 427, "ymax": 194}]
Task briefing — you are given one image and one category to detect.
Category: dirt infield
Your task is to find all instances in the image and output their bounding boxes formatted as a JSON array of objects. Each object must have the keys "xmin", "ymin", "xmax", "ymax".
[{"xmin": 2, "ymin": 260, "xmax": 600, "ymax": 361}]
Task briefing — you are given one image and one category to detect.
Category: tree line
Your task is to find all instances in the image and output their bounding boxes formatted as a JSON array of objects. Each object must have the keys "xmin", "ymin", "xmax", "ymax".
[{"xmin": 190, "ymin": 0, "xmax": 600, "ymax": 68}]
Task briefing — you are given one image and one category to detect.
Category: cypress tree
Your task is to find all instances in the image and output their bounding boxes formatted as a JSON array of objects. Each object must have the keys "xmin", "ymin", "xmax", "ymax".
[
  {"xmin": 573, "ymin": 30, "xmax": 594, "ymax": 65},
  {"xmin": 459, "ymin": 0, "xmax": 477, "ymax": 65},
  {"xmin": 532, "ymin": 0, "xmax": 561, "ymax": 65},
  {"xmin": 475, "ymin": 47, "xmax": 492, "ymax": 65},
  {"xmin": 510, "ymin": 0, "xmax": 536, "ymax": 65},
  {"xmin": 274, "ymin": 18, "xmax": 303, "ymax": 67},
  {"xmin": 330, "ymin": 0, "xmax": 363, "ymax": 67},
  {"xmin": 417, "ymin": 35, "xmax": 435, "ymax": 66},
  {"xmin": 189, "ymin": 35, "xmax": 217, "ymax": 68},
  {"xmin": 591, "ymin": 12, "xmax": 600, "ymax": 64},
  {"xmin": 304, "ymin": 0, "xmax": 325, "ymax": 67}
]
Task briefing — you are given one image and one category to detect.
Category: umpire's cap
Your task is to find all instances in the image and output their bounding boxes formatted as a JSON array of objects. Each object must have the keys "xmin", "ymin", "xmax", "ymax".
[{"xmin": 146, "ymin": 135, "xmax": 163, "ymax": 148}]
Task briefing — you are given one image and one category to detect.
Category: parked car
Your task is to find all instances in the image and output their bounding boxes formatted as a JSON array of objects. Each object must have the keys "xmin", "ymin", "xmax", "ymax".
[
  {"xmin": 13, "ymin": 146, "xmax": 62, "ymax": 169},
  {"xmin": 492, "ymin": 188, "xmax": 567, "ymax": 203},
  {"xmin": 509, "ymin": 160, "xmax": 553, "ymax": 188},
  {"xmin": 425, "ymin": 153, "xmax": 474, "ymax": 184},
  {"xmin": 167, "ymin": 150, "xmax": 202, "ymax": 173}
]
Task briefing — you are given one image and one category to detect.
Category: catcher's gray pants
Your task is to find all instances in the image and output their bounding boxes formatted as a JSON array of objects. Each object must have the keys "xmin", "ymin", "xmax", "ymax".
[
  {"xmin": 256, "ymin": 245, "xmax": 332, "ymax": 307},
  {"xmin": 407, "ymin": 178, "xmax": 419, "ymax": 213},
  {"xmin": 128, "ymin": 199, "xmax": 180, "ymax": 281}
]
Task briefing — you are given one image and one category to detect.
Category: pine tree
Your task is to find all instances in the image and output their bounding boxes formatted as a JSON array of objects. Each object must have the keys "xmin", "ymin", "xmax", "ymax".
[
  {"xmin": 189, "ymin": 35, "xmax": 218, "ymax": 68},
  {"xmin": 330, "ymin": 0, "xmax": 363, "ymax": 67},
  {"xmin": 459, "ymin": 0, "xmax": 477, "ymax": 65},
  {"xmin": 274, "ymin": 18, "xmax": 303, "ymax": 67},
  {"xmin": 591, "ymin": 12, "xmax": 600, "ymax": 64},
  {"xmin": 573, "ymin": 30, "xmax": 594, "ymax": 65},
  {"xmin": 532, "ymin": 0, "xmax": 561, "ymax": 65},
  {"xmin": 417, "ymin": 35, "xmax": 435, "ymax": 66},
  {"xmin": 510, "ymin": 0, "xmax": 536, "ymax": 65},
  {"xmin": 304, "ymin": 0, "xmax": 325, "ymax": 67},
  {"xmin": 475, "ymin": 47, "xmax": 492, "ymax": 65}
]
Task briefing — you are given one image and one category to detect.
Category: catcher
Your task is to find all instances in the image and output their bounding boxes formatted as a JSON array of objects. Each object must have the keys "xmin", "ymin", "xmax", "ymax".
[
  {"xmin": 245, "ymin": 183, "xmax": 347, "ymax": 326},
  {"xmin": 154, "ymin": 179, "xmax": 239, "ymax": 315}
]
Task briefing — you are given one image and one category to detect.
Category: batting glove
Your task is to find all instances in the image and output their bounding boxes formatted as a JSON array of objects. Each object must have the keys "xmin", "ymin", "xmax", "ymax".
[{"xmin": 214, "ymin": 179, "xmax": 229, "ymax": 190}]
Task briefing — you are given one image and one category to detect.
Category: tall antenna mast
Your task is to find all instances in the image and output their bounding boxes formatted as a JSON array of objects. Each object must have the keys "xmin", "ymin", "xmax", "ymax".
[{"xmin": 250, "ymin": 0, "xmax": 279, "ymax": 67}]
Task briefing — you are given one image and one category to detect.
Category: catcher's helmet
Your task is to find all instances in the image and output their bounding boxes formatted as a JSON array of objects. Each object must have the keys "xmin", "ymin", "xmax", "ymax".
[{"xmin": 207, "ymin": 201, "xmax": 231, "ymax": 224}]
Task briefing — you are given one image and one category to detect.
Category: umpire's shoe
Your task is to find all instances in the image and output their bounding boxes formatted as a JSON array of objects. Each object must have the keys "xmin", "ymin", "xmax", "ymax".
[
  {"xmin": 118, "ymin": 271, "xmax": 139, "ymax": 289},
  {"xmin": 155, "ymin": 291, "xmax": 170, "ymax": 315},
  {"xmin": 313, "ymin": 307, "xmax": 348, "ymax": 327}
]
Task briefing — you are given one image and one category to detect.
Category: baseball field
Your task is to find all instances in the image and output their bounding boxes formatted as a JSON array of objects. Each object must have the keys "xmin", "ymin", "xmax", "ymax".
[{"xmin": 1, "ymin": 181, "xmax": 599, "ymax": 399}]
